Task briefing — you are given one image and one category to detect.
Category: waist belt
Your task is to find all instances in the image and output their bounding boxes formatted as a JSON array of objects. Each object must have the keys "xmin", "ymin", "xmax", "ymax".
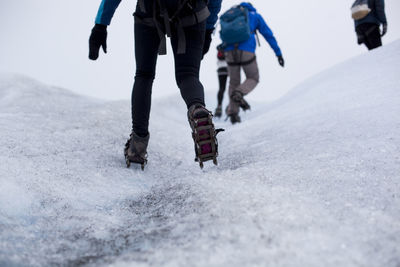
[
  {"xmin": 227, "ymin": 56, "xmax": 256, "ymax": 66},
  {"xmin": 135, "ymin": 1, "xmax": 210, "ymax": 55}
]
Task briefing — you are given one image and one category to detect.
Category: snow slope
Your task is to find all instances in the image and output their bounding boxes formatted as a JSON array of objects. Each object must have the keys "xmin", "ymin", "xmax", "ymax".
[{"xmin": 1, "ymin": 41, "xmax": 400, "ymax": 267}]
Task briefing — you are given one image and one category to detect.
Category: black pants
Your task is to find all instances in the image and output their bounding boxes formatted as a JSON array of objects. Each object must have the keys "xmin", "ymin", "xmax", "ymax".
[
  {"xmin": 131, "ymin": 21, "xmax": 206, "ymax": 136},
  {"xmin": 356, "ymin": 23, "xmax": 382, "ymax": 50},
  {"xmin": 217, "ymin": 71, "xmax": 228, "ymax": 106}
]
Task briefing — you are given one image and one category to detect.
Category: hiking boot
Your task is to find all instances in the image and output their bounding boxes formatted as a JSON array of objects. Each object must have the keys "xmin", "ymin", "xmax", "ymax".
[
  {"xmin": 187, "ymin": 104, "xmax": 222, "ymax": 168},
  {"xmin": 124, "ymin": 131, "xmax": 149, "ymax": 170},
  {"xmin": 229, "ymin": 113, "xmax": 241, "ymax": 124},
  {"xmin": 214, "ymin": 105, "xmax": 222, "ymax": 118},
  {"xmin": 232, "ymin": 90, "xmax": 251, "ymax": 111}
]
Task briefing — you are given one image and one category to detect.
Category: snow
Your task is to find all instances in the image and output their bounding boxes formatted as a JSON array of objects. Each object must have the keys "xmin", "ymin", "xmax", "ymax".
[{"xmin": 1, "ymin": 41, "xmax": 400, "ymax": 266}]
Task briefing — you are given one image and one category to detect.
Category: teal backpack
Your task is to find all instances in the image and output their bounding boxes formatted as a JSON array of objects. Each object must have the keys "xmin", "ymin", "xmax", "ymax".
[{"xmin": 219, "ymin": 5, "xmax": 251, "ymax": 45}]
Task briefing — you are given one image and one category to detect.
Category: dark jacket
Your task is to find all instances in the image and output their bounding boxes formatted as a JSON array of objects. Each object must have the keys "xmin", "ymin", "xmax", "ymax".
[
  {"xmin": 95, "ymin": 0, "xmax": 222, "ymax": 30},
  {"xmin": 355, "ymin": 0, "xmax": 387, "ymax": 27}
]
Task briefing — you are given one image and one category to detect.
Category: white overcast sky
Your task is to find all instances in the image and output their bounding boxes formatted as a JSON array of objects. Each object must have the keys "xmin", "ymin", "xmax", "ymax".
[{"xmin": 0, "ymin": 0, "xmax": 399, "ymax": 103}]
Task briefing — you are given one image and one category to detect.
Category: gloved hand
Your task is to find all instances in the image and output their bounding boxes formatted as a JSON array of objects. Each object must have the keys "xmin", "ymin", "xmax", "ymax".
[
  {"xmin": 277, "ymin": 55, "xmax": 285, "ymax": 67},
  {"xmin": 202, "ymin": 28, "xmax": 214, "ymax": 59},
  {"xmin": 89, "ymin": 24, "xmax": 107, "ymax": 60},
  {"xmin": 381, "ymin": 23, "xmax": 387, "ymax": 37}
]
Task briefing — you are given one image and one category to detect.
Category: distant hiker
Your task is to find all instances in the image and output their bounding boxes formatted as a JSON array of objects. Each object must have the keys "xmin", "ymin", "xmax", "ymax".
[
  {"xmin": 89, "ymin": 0, "xmax": 222, "ymax": 169},
  {"xmin": 215, "ymin": 44, "xmax": 228, "ymax": 118},
  {"xmin": 220, "ymin": 2, "xmax": 284, "ymax": 124},
  {"xmin": 351, "ymin": 0, "xmax": 387, "ymax": 50}
]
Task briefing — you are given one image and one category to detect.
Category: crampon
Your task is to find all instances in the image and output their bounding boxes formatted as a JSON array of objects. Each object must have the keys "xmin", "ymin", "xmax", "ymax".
[
  {"xmin": 124, "ymin": 131, "xmax": 149, "ymax": 170},
  {"xmin": 188, "ymin": 104, "xmax": 224, "ymax": 169},
  {"xmin": 232, "ymin": 90, "xmax": 251, "ymax": 111}
]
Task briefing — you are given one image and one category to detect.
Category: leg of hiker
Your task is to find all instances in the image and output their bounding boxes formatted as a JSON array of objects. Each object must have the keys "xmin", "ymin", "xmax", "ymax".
[
  {"xmin": 225, "ymin": 50, "xmax": 241, "ymax": 117},
  {"xmin": 214, "ymin": 73, "xmax": 227, "ymax": 117},
  {"xmin": 170, "ymin": 21, "xmax": 220, "ymax": 167},
  {"xmin": 217, "ymin": 73, "xmax": 228, "ymax": 106},
  {"xmin": 237, "ymin": 51, "xmax": 259, "ymax": 96},
  {"xmin": 125, "ymin": 19, "xmax": 160, "ymax": 168},
  {"xmin": 171, "ymin": 21, "xmax": 206, "ymax": 108},
  {"xmin": 226, "ymin": 50, "xmax": 256, "ymax": 118},
  {"xmin": 131, "ymin": 22, "xmax": 160, "ymax": 137}
]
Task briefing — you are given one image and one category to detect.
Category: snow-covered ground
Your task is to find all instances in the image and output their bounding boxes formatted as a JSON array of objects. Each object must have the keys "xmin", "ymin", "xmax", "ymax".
[{"xmin": 1, "ymin": 41, "xmax": 400, "ymax": 266}]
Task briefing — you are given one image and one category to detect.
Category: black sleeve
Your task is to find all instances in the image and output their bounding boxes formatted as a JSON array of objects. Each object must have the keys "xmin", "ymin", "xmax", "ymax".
[{"xmin": 375, "ymin": 0, "xmax": 387, "ymax": 24}]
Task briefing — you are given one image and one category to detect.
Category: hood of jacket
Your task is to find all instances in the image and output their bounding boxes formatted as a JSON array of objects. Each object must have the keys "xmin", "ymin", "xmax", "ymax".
[{"xmin": 240, "ymin": 2, "xmax": 257, "ymax": 12}]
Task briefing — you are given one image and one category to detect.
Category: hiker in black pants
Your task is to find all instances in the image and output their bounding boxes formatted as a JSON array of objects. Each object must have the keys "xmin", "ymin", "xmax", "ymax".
[
  {"xmin": 89, "ymin": 0, "xmax": 222, "ymax": 169},
  {"xmin": 214, "ymin": 45, "xmax": 228, "ymax": 118},
  {"xmin": 353, "ymin": 0, "xmax": 387, "ymax": 50}
]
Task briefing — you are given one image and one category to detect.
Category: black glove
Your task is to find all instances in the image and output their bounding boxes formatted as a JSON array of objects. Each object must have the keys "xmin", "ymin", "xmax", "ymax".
[
  {"xmin": 202, "ymin": 28, "xmax": 214, "ymax": 59},
  {"xmin": 381, "ymin": 23, "xmax": 387, "ymax": 37},
  {"xmin": 277, "ymin": 55, "xmax": 285, "ymax": 67},
  {"xmin": 89, "ymin": 24, "xmax": 107, "ymax": 60}
]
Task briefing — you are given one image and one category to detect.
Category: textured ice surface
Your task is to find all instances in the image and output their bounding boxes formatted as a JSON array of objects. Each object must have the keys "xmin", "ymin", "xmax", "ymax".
[{"xmin": 1, "ymin": 41, "xmax": 400, "ymax": 267}]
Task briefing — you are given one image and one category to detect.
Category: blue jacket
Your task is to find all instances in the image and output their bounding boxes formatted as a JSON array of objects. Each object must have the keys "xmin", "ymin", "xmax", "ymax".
[
  {"xmin": 224, "ymin": 3, "xmax": 282, "ymax": 57},
  {"xmin": 95, "ymin": 0, "xmax": 222, "ymax": 30},
  {"xmin": 354, "ymin": 0, "xmax": 387, "ymax": 27}
]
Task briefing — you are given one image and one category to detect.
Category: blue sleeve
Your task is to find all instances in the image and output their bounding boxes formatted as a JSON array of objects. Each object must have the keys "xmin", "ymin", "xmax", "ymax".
[
  {"xmin": 375, "ymin": 0, "xmax": 387, "ymax": 24},
  {"xmin": 256, "ymin": 14, "xmax": 282, "ymax": 57},
  {"xmin": 95, "ymin": 0, "xmax": 122, "ymax": 25},
  {"xmin": 206, "ymin": 0, "xmax": 222, "ymax": 30}
]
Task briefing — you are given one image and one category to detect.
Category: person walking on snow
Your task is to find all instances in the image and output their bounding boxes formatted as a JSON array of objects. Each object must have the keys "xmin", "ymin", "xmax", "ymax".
[
  {"xmin": 224, "ymin": 2, "xmax": 284, "ymax": 124},
  {"xmin": 214, "ymin": 44, "xmax": 228, "ymax": 118},
  {"xmin": 352, "ymin": 0, "xmax": 387, "ymax": 50},
  {"xmin": 88, "ymin": 0, "xmax": 222, "ymax": 169}
]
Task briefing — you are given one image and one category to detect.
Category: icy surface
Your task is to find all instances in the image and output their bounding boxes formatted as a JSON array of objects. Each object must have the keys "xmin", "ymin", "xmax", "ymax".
[{"xmin": 1, "ymin": 41, "xmax": 400, "ymax": 267}]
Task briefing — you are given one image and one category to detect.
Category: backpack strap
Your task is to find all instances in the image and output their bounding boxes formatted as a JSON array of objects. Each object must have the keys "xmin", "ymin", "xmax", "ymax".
[
  {"xmin": 138, "ymin": 0, "xmax": 146, "ymax": 12},
  {"xmin": 254, "ymin": 30, "xmax": 261, "ymax": 47}
]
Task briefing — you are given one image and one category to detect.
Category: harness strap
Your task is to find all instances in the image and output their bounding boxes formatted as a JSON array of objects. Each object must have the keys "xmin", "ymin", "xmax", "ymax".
[
  {"xmin": 135, "ymin": 4, "xmax": 210, "ymax": 55},
  {"xmin": 227, "ymin": 56, "xmax": 256, "ymax": 66},
  {"xmin": 176, "ymin": 19, "xmax": 186, "ymax": 54},
  {"xmin": 170, "ymin": 0, "xmax": 191, "ymax": 21},
  {"xmin": 158, "ymin": 0, "xmax": 172, "ymax": 37},
  {"xmin": 179, "ymin": 6, "xmax": 209, "ymax": 27},
  {"xmin": 152, "ymin": 0, "xmax": 167, "ymax": 55}
]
